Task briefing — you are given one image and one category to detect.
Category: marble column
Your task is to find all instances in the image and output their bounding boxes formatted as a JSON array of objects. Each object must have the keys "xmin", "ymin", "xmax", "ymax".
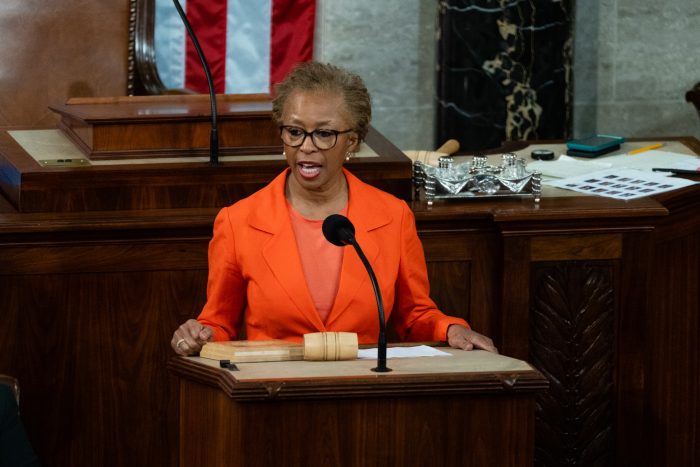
[{"xmin": 436, "ymin": 0, "xmax": 574, "ymax": 151}]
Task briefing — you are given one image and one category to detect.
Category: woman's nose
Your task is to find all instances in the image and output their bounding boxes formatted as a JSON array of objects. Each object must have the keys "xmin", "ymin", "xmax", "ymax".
[{"xmin": 299, "ymin": 132, "xmax": 319, "ymax": 151}]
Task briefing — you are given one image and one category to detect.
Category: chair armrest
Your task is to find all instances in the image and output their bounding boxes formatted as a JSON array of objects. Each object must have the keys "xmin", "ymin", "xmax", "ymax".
[{"xmin": 0, "ymin": 374, "xmax": 20, "ymax": 406}]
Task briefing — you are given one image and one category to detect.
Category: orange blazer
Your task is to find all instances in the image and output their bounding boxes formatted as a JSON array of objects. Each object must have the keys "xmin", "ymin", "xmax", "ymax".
[{"xmin": 197, "ymin": 168, "xmax": 468, "ymax": 344}]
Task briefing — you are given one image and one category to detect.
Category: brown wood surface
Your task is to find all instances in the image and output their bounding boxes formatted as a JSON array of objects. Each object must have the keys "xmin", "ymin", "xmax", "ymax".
[
  {"xmin": 646, "ymin": 193, "xmax": 700, "ymax": 466},
  {"xmin": 0, "ymin": 1, "xmax": 130, "ymax": 129},
  {"xmin": 168, "ymin": 354, "xmax": 547, "ymax": 402},
  {"xmin": 174, "ymin": 362, "xmax": 542, "ymax": 467},
  {"xmin": 49, "ymin": 95, "xmax": 282, "ymax": 159},
  {"xmin": 0, "ymin": 125, "xmax": 411, "ymax": 213},
  {"xmin": 0, "ymin": 138, "xmax": 699, "ymax": 466},
  {"xmin": 0, "ymin": 210, "xmax": 212, "ymax": 467}
]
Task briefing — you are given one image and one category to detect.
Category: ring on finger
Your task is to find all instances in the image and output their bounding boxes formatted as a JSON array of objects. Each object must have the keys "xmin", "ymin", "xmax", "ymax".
[{"xmin": 176, "ymin": 338, "xmax": 186, "ymax": 349}]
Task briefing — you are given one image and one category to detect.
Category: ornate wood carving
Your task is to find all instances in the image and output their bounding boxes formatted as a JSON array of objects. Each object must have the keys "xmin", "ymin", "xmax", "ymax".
[
  {"xmin": 530, "ymin": 262, "xmax": 615, "ymax": 467},
  {"xmin": 127, "ymin": 0, "xmax": 136, "ymax": 95},
  {"xmin": 129, "ymin": 0, "xmax": 168, "ymax": 95}
]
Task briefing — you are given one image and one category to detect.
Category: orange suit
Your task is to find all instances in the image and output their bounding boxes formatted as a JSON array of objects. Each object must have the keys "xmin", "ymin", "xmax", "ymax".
[{"xmin": 198, "ymin": 168, "xmax": 469, "ymax": 344}]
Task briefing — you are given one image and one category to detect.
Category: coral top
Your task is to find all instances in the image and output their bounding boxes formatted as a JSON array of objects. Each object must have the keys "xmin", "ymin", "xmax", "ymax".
[{"xmin": 287, "ymin": 204, "xmax": 348, "ymax": 323}]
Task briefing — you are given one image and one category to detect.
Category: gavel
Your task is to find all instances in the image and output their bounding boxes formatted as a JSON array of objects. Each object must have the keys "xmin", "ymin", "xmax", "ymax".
[
  {"xmin": 201, "ymin": 332, "xmax": 360, "ymax": 363},
  {"xmin": 303, "ymin": 331, "xmax": 358, "ymax": 361}
]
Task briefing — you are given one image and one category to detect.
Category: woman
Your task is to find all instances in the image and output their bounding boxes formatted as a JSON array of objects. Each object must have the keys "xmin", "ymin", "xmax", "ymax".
[{"xmin": 171, "ymin": 62, "xmax": 496, "ymax": 355}]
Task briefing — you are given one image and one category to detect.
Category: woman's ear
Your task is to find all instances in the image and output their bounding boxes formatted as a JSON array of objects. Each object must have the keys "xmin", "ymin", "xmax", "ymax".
[{"xmin": 346, "ymin": 133, "xmax": 360, "ymax": 152}]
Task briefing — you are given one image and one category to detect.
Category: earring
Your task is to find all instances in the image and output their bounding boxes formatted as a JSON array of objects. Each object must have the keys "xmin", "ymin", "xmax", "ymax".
[
  {"xmin": 282, "ymin": 151, "xmax": 286, "ymax": 157},
  {"xmin": 345, "ymin": 152, "xmax": 353, "ymax": 161}
]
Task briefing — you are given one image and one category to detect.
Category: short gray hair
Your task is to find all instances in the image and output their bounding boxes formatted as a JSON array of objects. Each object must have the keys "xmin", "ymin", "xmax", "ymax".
[{"xmin": 272, "ymin": 62, "xmax": 372, "ymax": 142}]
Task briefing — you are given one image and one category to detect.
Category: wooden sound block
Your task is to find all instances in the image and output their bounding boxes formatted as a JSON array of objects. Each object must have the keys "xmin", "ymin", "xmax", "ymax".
[{"xmin": 200, "ymin": 340, "xmax": 304, "ymax": 363}]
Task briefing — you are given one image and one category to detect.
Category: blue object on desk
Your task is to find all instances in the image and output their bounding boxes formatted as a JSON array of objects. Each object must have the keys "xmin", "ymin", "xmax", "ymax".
[
  {"xmin": 566, "ymin": 134, "xmax": 625, "ymax": 153},
  {"xmin": 566, "ymin": 144, "xmax": 621, "ymax": 158}
]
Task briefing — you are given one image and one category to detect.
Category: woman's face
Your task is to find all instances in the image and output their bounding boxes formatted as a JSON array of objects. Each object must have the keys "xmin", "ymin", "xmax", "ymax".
[{"xmin": 281, "ymin": 90, "xmax": 358, "ymax": 195}]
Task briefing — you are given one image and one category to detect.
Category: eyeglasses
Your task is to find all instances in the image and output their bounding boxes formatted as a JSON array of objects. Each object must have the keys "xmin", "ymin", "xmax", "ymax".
[{"xmin": 280, "ymin": 126, "xmax": 354, "ymax": 150}]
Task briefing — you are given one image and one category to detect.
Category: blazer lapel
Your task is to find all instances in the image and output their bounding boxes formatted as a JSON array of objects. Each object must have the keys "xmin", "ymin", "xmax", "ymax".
[
  {"xmin": 326, "ymin": 170, "xmax": 390, "ymax": 325},
  {"xmin": 249, "ymin": 171, "xmax": 325, "ymax": 331}
]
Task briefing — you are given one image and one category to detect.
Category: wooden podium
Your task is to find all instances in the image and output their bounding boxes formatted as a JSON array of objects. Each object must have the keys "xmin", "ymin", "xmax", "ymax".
[{"xmin": 168, "ymin": 349, "xmax": 547, "ymax": 467}]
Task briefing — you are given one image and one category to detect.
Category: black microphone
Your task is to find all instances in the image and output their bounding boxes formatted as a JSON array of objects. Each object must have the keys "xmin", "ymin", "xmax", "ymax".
[
  {"xmin": 172, "ymin": 0, "xmax": 221, "ymax": 167},
  {"xmin": 322, "ymin": 214, "xmax": 391, "ymax": 373}
]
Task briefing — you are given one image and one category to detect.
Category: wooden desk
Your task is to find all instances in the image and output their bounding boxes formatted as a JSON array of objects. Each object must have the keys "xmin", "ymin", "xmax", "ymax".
[
  {"xmin": 0, "ymin": 137, "xmax": 698, "ymax": 467},
  {"xmin": 0, "ymin": 125, "xmax": 410, "ymax": 213},
  {"xmin": 169, "ymin": 350, "xmax": 547, "ymax": 467},
  {"xmin": 411, "ymin": 137, "xmax": 700, "ymax": 467},
  {"xmin": 0, "ymin": 94, "xmax": 411, "ymax": 213}
]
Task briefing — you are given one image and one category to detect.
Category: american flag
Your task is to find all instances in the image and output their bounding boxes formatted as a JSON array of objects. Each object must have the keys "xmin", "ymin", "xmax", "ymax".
[{"xmin": 154, "ymin": 0, "xmax": 316, "ymax": 94}]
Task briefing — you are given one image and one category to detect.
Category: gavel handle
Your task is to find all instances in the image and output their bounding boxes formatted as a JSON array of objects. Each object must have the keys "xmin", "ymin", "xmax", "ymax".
[{"xmin": 435, "ymin": 139, "xmax": 460, "ymax": 155}]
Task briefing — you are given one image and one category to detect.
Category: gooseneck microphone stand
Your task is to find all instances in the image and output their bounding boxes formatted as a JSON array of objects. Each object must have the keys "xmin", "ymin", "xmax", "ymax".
[
  {"xmin": 172, "ymin": 0, "xmax": 221, "ymax": 167},
  {"xmin": 322, "ymin": 214, "xmax": 391, "ymax": 373},
  {"xmin": 350, "ymin": 242, "xmax": 391, "ymax": 373}
]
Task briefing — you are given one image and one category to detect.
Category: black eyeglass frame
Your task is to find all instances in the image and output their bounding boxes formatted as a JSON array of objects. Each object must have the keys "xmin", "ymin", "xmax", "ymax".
[{"xmin": 279, "ymin": 125, "xmax": 355, "ymax": 150}]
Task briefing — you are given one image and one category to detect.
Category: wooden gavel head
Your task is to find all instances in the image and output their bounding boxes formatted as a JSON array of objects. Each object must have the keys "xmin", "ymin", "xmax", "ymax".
[{"xmin": 303, "ymin": 332, "xmax": 358, "ymax": 361}]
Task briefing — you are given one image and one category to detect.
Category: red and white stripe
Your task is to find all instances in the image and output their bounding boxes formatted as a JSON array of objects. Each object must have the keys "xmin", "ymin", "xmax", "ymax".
[{"xmin": 154, "ymin": 0, "xmax": 316, "ymax": 94}]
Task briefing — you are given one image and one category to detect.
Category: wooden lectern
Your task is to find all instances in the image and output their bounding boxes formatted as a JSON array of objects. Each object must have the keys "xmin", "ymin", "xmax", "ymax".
[
  {"xmin": 0, "ymin": 94, "xmax": 411, "ymax": 213},
  {"xmin": 168, "ymin": 349, "xmax": 547, "ymax": 467}
]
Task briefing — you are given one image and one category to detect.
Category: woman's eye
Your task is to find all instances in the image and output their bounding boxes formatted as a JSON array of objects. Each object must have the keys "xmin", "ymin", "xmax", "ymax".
[
  {"xmin": 287, "ymin": 128, "xmax": 304, "ymax": 137},
  {"xmin": 315, "ymin": 130, "xmax": 334, "ymax": 138}
]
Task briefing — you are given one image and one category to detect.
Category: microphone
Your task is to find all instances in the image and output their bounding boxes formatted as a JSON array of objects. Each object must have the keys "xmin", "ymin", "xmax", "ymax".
[
  {"xmin": 172, "ymin": 0, "xmax": 221, "ymax": 167},
  {"xmin": 322, "ymin": 214, "xmax": 391, "ymax": 373},
  {"xmin": 321, "ymin": 214, "xmax": 356, "ymax": 246}
]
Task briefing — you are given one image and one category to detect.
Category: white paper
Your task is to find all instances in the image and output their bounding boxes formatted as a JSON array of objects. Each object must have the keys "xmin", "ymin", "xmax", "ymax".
[
  {"xmin": 528, "ymin": 155, "xmax": 612, "ymax": 179},
  {"xmin": 357, "ymin": 345, "xmax": 452, "ymax": 360},
  {"xmin": 671, "ymin": 160, "xmax": 700, "ymax": 171},
  {"xmin": 547, "ymin": 168, "xmax": 697, "ymax": 200},
  {"xmin": 603, "ymin": 150, "xmax": 700, "ymax": 172},
  {"xmin": 528, "ymin": 150, "xmax": 700, "ymax": 181}
]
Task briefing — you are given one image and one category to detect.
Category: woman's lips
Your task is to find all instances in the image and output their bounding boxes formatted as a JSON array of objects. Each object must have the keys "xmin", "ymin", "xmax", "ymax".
[{"xmin": 297, "ymin": 162, "xmax": 322, "ymax": 179}]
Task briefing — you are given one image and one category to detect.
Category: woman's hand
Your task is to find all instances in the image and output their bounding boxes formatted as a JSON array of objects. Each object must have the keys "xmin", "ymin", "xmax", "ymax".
[
  {"xmin": 171, "ymin": 319, "xmax": 213, "ymax": 355},
  {"xmin": 447, "ymin": 324, "xmax": 498, "ymax": 353}
]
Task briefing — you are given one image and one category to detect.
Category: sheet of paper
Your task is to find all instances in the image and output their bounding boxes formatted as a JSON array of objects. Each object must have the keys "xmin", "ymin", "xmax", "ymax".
[
  {"xmin": 528, "ymin": 155, "xmax": 611, "ymax": 178},
  {"xmin": 672, "ymin": 160, "xmax": 700, "ymax": 171},
  {"xmin": 547, "ymin": 168, "xmax": 697, "ymax": 200},
  {"xmin": 528, "ymin": 150, "xmax": 700, "ymax": 180},
  {"xmin": 357, "ymin": 345, "xmax": 452, "ymax": 360},
  {"xmin": 603, "ymin": 150, "xmax": 700, "ymax": 171}
]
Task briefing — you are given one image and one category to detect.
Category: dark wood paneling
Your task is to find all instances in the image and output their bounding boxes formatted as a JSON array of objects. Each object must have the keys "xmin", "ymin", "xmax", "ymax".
[
  {"xmin": 426, "ymin": 261, "xmax": 471, "ymax": 319},
  {"xmin": 419, "ymin": 229, "xmax": 500, "ymax": 341},
  {"xmin": 0, "ymin": 240, "xmax": 207, "ymax": 274},
  {"xmin": 530, "ymin": 234, "xmax": 622, "ymax": 261},
  {"xmin": 178, "ymin": 378, "xmax": 537, "ymax": 467},
  {"xmin": 615, "ymin": 231, "xmax": 654, "ymax": 467},
  {"xmin": 0, "ymin": 1, "xmax": 129, "ymax": 128},
  {"xmin": 0, "ymin": 216, "xmax": 211, "ymax": 467},
  {"xmin": 0, "ymin": 269, "xmax": 207, "ymax": 467},
  {"xmin": 530, "ymin": 262, "xmax": 616, "ymax": 467},
  {"xmin": 648, "ymin": 231, "xmax": 700, "ymax": 466},
  {"xmin": 500, "ymin": 236, "xmax": 531, "ymax": 358}
]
